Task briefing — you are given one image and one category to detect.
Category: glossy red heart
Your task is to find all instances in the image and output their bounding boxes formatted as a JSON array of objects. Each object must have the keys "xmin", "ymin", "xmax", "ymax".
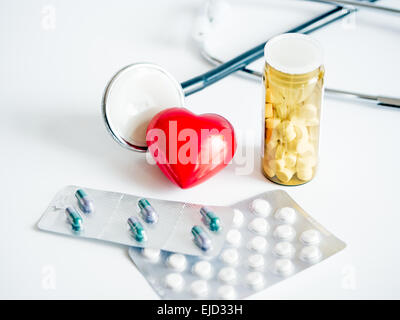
[{"xmin": 146, "ymin": 108, "xmax": 236, "ymax": 189}]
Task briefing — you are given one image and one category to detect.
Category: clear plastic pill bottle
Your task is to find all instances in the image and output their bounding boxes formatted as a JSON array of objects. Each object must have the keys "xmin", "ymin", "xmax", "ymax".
[{"xmin": 262, "ymin": 33, "xmax": 324, "ymax": 186}]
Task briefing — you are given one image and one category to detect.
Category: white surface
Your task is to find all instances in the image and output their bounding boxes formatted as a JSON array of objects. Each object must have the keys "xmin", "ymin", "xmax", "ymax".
[{"xmin": 1, "ymin": 0, "xmax": 400, "ymax": 299}]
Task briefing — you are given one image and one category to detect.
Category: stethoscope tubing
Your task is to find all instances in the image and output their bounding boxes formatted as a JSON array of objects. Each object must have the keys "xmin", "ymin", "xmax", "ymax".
[
  {"xmin": 198, "ymin": 5, "xmax": 400, "ymax": 108},
  {"xmin": 181, "ymin": 5, "xmax": 353, "ymax": 96}
]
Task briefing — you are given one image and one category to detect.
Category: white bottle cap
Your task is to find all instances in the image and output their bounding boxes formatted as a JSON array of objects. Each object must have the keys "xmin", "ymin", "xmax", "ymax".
[{"xmin": 264, "ymin": 33, "xmax": 323, "ymax": 75}]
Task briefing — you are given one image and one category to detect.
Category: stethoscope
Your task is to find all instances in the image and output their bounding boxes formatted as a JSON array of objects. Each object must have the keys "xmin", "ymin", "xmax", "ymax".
[
  {"xmin": 102, "ymin": 1, "xmax": 400, "ymax": 153},
  {"xmin": 198, "ymin": 0, "xmax": 400, "ymax": 107}
]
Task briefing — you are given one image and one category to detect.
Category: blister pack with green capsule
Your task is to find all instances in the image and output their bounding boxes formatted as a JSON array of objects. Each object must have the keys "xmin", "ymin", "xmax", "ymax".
[{"xmin": 37, "ymin": 185, "xmax": 234, "ymax": 256}]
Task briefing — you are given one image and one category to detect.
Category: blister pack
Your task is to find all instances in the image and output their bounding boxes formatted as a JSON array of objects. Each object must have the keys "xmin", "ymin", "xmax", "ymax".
[
  {"xmin": 38, "ymin": 185, "xmax": 234, "ymax": 256},
  {"xmin": 128, "ymin": 190, "xmax": 346, "ymax": 299}
]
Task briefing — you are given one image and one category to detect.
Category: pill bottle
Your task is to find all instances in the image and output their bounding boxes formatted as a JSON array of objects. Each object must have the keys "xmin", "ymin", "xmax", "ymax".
[{"xmin": 262, "ymin": 33, "xmax": 324, "ymax": 186}]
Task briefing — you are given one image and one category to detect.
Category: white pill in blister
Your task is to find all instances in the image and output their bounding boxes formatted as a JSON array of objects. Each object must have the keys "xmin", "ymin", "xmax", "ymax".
[
  {"xmin": 246, "ymin": 272, "xmax": 264, "ymax": 290},
  {"xmin": 248, "ymin": 218, "xmax": 269, "ymax": 235},
  {"xmin": 190, "ymin": 280, "xmax": 208, "ymax": 298},
  {"xmin": 233, "ymin": 209, "xmax": 244, "ymax": 227},
  {"xmin": 165, "ymin": 273, "xmax": 184, "ymax": 291},
  {"xmin": 166, "ymin": 253, "xmax": 187, "ymax": 271},
  {"xmin": 273, "ymin": 242, "xmax": 295, "ymax": 258},
  {"xmin": 300, "ymin": 229, "xmax": 321, "ymax": 245},
  {"xmin": 274, "ymin": 207, "xmax": 297, "ymax": 224},
  {"xmin": 141, "ymin": 248, "xmax": 160, "ymax": 262},
  {"xmin": 218, "ymin": 285, "xmax": 236, "ymax": 300},
  {"xmin": 273, "ymin": 225, "xmax": 296, "ymax": 241},
  {"xmin": 218, "ymin": 267, "xmax": 237, "ymax": 284},
  {"xmin": 272, "ymin": 259, "xmax": 294, "ymax": 277},
  {"xmin": 220, "ymin": 248, "xmax": 239, "ymax": 265},
  {"xmin": 251, "ymin": 199, "xmax": 272, "ymax": 217},
  {"xmin": 226, "ymin": 229, "xmax": 242, "ymax": 247},
  {"xmin": 248, "ymin": 254, "xmax": 265, "ymax": 270},
  {"xmin": 192, "ymin": 260, "xmax": 213, "ymax": 279},
  {"xmin": 299, "ymin": 246, "xmax": 322, "ymax": 263},
  {"xmin": 248, "ymin": 236, "xmax": 268, "ymax": 253}
]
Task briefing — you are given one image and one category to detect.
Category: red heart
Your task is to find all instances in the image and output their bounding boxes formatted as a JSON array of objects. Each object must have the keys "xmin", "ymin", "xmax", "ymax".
[{"xmin": 146, "ymin": 108, "xmax": 236, "ymax": 189}]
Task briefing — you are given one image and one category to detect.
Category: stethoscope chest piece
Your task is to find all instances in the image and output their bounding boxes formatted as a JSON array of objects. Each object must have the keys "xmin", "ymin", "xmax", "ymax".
[{"xmin": 102, "ymin": 63, "xmax": 185, "ymax": 152}]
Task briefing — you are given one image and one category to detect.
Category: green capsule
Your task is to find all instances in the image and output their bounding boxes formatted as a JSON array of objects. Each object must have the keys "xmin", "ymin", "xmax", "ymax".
[
  {"xmin": 192, "ymin": 225, "xmax": 212, "ymax": 251},
  {"xmin": 65, "ymin": 207, "xmax": 83, "ymax": 232},
  {"xmin": 200, "ymin": 207, "xmax": 221, "ymax": 232},
  {"xmin": 138, "ymin": 198, "xmax": 158, "ymax": 224},
  {"xmin": 75, "ymin": 189, "xmax": 94, "ymax": 214},
  {"xmin": 127, "ymin": 217, "xmax": 147, "ymax": 242}
]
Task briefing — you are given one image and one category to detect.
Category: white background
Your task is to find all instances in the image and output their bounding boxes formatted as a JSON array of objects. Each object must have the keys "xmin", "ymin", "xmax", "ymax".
[{"xmin": 1, "ymin": 0, "xmax": 400, "ymax": 299}]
